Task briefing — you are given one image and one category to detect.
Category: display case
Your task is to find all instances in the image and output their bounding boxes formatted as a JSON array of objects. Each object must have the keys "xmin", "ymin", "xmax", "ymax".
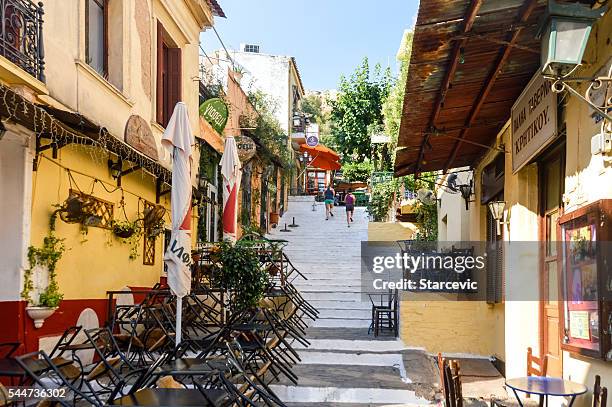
[{"xmin": 559, "ymin": 199, "xmax": 612, "ymax": 360}]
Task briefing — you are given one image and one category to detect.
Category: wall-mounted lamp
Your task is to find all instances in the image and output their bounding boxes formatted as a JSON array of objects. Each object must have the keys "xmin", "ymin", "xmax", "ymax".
[
  {"xmin": 487, "ymin": 200, "xmax": 508, "ymax": 236},
  {"xmin": 107, "ymin": 158, "xmax": 140, "ymax": 187},
  {"xmin": 539, "ymin": 0, "xmax": 604, "ymax": 75},
  {"xmin": 539, "ymin": 0, "xmax": 611, "ymax": 122},
  {"xmin": 458, "ymin": 180, "xmax": 473, "ymax": 211},
  {"xmin": 108, "ymin": 158, "xmax": 123, "ymax": 179}
]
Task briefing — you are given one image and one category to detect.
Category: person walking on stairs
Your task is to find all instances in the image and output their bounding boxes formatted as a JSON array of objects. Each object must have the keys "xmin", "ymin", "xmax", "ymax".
[
  {"xmin": 345, "ymin": 189, "xmax": 355, "ymax": 227},
  {"xmin": 324, "ymin": 184, "xmax": 335, "ymax": 220}
]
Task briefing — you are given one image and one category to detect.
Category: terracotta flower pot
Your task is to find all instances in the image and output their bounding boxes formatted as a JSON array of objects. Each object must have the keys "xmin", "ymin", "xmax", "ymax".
[{"xmin": 269, "ymin": 212, "xmax": 280, "ymax": 225}]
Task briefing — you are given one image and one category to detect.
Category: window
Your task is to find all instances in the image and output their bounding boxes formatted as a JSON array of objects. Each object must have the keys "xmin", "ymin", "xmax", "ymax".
[
  {"xmin": 156, "ymin": 21, "xmax": 181, "ymax": 127},
  {"xmin": 85, "ymin": 0, "xmax": 108, "ymax": 76},
  {"xmin": 243, "ymin": 44, "xmax": 259, "ymax": 53}
]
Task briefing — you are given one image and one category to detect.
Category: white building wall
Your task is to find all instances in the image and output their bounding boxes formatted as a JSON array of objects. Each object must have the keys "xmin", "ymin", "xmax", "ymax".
[
  {"xmin": 0, "ymin": 125, "xmax": 34, "ymax": 302},
  {"xmin": 437, "ymin": 169, "xmax": 473, "ymax": 243}
]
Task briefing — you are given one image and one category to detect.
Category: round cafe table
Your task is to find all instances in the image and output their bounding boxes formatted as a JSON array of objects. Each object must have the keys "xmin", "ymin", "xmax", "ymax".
[{"xmin": 505, "ymin": 377, "xmax": 587, "ymax": 407}]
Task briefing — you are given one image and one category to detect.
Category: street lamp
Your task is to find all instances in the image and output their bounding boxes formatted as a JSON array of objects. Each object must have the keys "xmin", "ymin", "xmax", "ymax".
[
  {"xmin": 538, "ymin": 0, "xmax": 604, "ymax": 76},
  {"xmin": 487, "ymin": 200, "xmax": 507, "ymax": 236}
]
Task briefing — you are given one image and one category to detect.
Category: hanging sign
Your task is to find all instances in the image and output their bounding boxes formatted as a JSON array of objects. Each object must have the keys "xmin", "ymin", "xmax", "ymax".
[
  {"xmin": 306, "ymin": 134, "xmax": 319, "ymax": 147},
  {"xmin": 124, "ymin": 115, "xmax": 158, "ymax": 160},
  {"xmin": 199, "ymin": 98, "xmax": 229, "ymax": 134},
  {"xmin": 511, "ymin": 72, "xmax": 557, "ymax": 173},
  {"xmin": 235, "ymin": 135, "xmax": 257, "ymax": 162}
]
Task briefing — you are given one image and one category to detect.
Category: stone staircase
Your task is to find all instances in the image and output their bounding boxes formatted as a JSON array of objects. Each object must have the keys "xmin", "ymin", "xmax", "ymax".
[{"xmin": 267, "ymin": 197, "xmax": 438, "ymax": 406}]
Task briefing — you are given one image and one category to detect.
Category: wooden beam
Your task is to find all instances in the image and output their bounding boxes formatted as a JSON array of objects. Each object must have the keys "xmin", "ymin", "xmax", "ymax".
[
  {"xmin": 444, "ymin": 0, "xmax": 539, "ymax": 172},
  {"xmin": 414, "ymin": 0, "xmax": 483, "ymax": 175}
]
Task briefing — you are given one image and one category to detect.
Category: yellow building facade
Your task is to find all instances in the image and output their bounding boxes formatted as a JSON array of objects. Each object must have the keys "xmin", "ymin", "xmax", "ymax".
[{"xmin": 0, "ymin": 0, "xmax": 222, "ymax": 352}]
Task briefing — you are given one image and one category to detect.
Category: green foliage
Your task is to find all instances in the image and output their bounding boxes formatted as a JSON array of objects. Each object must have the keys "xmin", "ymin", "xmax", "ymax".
[
  {"xmin": 415, "ymin": 202, "xmax": 438, "ymax": 241},
  {"xmin": 212, "ymin": 241, "xmax": 269, "ymax": 311},
  {"xmin": 243, "ymin": 90, "xmax": 292, "ymax": 170},
  {"xmin": 112, "ymin": 219, "xmax": 144, "ymax": 260},
  {"xmin": 342, "ymin": 161, "xmax": 373, "ymax": 183},
  {"xmin": 301, "ymin": 94, "xmax": 331, "ymax": 136},
  {"xmin": 367, "ymin": 179, "xmax": 400, "ymax": 222},
  {"xmin": 22, "ymin": 210, "xmax": 65, "ymax": 307},
  {"xmin": 329, "ymin": 58, "xmax": 393, "ymax": 164},
  {"xmin": 383, "ymin": 30, "xmax": 414, "ymax": 159}
]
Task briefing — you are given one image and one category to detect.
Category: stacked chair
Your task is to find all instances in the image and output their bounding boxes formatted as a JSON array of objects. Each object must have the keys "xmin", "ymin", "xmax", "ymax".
[{"xmin": 12, "ymin": 235, "xmax": 318, "ymax": 406}]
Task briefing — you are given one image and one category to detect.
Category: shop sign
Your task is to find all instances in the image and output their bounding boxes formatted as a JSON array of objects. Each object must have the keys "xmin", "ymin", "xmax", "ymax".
[
  {"xmin": 124, "ymin": 115, "xmax": 158, "ymax": 160},
  {"xmin": 306, "ymin": 134, "xmax": 319, "ymax": 147},
  {"xmin": 511, "ymin": 72, "xmax": 557, "ymax": 173},
  {"xmin": 199, "ymin": 98, "xmax": 228, "ymax": 134},
  {"xmin": 371, "ymin": 171, "xmax": 393, "ymax": 185},
  {"xmin": 371, "ymin": 133, "xmax": 390, "ymax": 144},
  {"xmin": 235, "ymin": 135, "xmax": 256, "ymax": 162}
]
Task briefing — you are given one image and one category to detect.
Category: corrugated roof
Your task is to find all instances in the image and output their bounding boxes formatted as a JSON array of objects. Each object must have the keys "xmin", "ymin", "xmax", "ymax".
[{"xmin": 395, "ymin": 0, "xmax": 547, "ymax": 176}]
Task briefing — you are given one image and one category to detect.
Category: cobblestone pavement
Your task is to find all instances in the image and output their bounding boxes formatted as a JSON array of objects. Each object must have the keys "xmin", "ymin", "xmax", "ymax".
[{"xmin": 268, "ymin": 197, "xmax": 438, "ymax": 406}]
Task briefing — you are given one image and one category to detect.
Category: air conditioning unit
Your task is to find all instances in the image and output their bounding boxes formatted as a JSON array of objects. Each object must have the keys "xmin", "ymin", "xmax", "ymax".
[{"xmin": 591, "ymin": 132, "xmax": 612, "ymax": 155}]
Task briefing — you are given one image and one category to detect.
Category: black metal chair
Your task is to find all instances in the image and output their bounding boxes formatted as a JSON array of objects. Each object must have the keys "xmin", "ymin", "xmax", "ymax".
[{"xmin": 368, "ymin": 290, "xmax": 399, "ymax": 337}]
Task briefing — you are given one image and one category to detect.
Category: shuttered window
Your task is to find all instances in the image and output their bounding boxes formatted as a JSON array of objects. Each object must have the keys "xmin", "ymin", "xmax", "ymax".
[
  {"xmin": 486, "ymin": 207, "xmax": 504, "ymax": 304},
  {"xmin": 85, "ymin": 0, "xmax": 108, "ymax": 76},
  {"xmin": 156, "ymin": 21, "xmax": 182, "ymax": 127}
]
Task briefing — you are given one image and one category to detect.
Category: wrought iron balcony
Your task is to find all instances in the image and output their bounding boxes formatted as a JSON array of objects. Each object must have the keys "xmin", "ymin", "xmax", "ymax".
[{"xmin": 0, "ymin": 0, "xmax": 44, "ymax": 82}]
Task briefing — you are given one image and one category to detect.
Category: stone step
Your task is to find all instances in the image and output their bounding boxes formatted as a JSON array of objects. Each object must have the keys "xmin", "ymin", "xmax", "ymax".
[
  {"xmin": 317, "ymin": 308, "xmax": 371, "ymax": 319},
  {"xmin": 307, "ymin": 300, "xmax": 371, "ymax": 310},
  {"xmin": 304, "ymin": 327, "xmax": 388, "ymax": 341},
  {"xmin": 298, "ymin": 285, "xmax": 363, "ymax": 293},
  {"xmin": 294, "ymin": 339, "xmax": 409, "ymax": 352},
  {"xmin": 297, "ymin": 351, "xmax": 406, "ymax": 371},
  {"xmin": 270, "ymin": 365, "xmax": 432, "ymax": 405},
  {"xmin": 302, "ymin": 291, "xmax": 363, "ymax": 302},
  {"xmin": 311, "ymin": 318, "xmax": 371, "ymax": 328}
]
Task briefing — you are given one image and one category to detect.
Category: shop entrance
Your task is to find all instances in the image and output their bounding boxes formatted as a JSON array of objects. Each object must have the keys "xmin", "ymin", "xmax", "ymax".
[{"xmin": 539, "ymin": 146, "xmax": 565, "ymax": 377}]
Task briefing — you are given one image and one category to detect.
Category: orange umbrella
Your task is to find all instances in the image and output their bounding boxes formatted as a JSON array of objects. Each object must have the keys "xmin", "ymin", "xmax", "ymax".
[{"xmin": 299, "ymin": 143, "xmax": 341, "ymax": 170}]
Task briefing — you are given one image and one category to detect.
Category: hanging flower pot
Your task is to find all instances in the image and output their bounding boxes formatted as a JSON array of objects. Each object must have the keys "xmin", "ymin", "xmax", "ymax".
[
  {"xmin": 113, "ymin": 221, "xmax": 137, "ymax": 239},
  {"xmin": 57, "ymin": 192, "xmax": 94, "ymax": 224}
]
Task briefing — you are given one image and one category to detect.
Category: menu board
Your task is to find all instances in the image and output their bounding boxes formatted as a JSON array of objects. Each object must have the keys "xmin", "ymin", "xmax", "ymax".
[{"xmin": 562, "ymin": 213, "xmax": 600, "ymax": 352}]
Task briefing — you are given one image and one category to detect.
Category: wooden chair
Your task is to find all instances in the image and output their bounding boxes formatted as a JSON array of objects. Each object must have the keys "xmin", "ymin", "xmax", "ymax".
[
  {"xmin": 594, "ymin": 375, "xmax": 608, "ymax": 407},
  {"xmin": 441, "ymin": 359, "xmax": 463, "ymax": 407},
  {"xmin": 527, "ymin": 347, "xmax": 548, "ymax": 377},
  {"xmin": 492, "ymin": 348, "xmax": 548, "ymax": 407}
]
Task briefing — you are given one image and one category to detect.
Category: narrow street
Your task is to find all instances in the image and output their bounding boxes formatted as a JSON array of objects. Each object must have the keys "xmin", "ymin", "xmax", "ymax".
[{"xmin": 268, "ymin": 197, "xmax": 439, "ymax": 406}]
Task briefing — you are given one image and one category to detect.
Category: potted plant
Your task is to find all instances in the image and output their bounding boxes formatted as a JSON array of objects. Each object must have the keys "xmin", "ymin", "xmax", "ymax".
[
  {"xmin": 112, "ymin": 220, "xmax": 138, "ymax": 239},
  {"xmin": 211, "ymin": 241, "xmax": 269, "ymax": 312},
  {"xmin": 22, "ymin": 211, "xmax": 65, "ymax": 328},
  {"xmin": 269, "ymin": 212, "xmax": 280, "ymax": 225},
  {"xmin": 146, "ymin": 218, "xmax": 165, "ymax": 239},
  {"xmin": 233, "ymin": 66, "xmax": 245, "ymax": 84}
]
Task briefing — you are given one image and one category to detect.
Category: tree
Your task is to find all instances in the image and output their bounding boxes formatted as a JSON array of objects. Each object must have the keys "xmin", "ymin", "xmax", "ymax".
[
  {"xmin": 383, "ymin": 30, "xmax": 414, "ymax": 157},
  {"xmin": 329, "ymin": 58, "xmax": 392, "ymax": 166}
]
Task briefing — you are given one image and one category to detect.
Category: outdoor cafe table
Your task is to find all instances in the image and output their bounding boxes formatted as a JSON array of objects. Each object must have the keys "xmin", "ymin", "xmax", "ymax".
[{"xmin": 505, "ymin": 377, "xmax": 587, "ymax": 407}]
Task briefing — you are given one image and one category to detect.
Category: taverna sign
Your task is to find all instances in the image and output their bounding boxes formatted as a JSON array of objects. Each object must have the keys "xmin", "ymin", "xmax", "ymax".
[
  {"xmin": 200, "ymin": 98, "xmax": 229, "ymax": 134},
  {"xmin": 511, "ymin": 72, "xmax": 557, "ymax": 173}
]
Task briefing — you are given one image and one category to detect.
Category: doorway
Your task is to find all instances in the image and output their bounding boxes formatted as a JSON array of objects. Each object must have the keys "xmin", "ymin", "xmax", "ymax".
[{"xmin": 539, "ymin": 146, "xmax": 565, "ymax": 377}]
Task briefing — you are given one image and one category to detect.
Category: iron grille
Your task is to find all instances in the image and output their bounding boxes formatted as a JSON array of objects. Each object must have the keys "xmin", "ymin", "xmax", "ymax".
[{"xmin": 0, "ymin": 0, "xmax": 45, "ymax": 81}]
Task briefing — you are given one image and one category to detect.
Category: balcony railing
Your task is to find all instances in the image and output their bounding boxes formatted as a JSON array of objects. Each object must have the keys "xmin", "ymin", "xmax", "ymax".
[{"xmin": 0, "ymin": 0, "xmax": 44, "ymax": 82}]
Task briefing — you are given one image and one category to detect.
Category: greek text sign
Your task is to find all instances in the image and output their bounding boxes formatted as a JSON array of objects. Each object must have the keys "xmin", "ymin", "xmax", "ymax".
[
  {"xmin": 235, "ymin": 135, "xmax": 257, "ymax": 162},
  {"xmin": 511, "ymin": 72, "xmax": 557, "ymax": 173},
  {"xmin": 199, "ymin": 98, "xmax": 229, "ymax": 134}
]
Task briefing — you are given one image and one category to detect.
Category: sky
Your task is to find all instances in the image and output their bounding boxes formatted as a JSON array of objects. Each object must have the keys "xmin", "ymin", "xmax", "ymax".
[{"xmin": 200, "ymin": 0, "xmax": 418, "ymax": 91}]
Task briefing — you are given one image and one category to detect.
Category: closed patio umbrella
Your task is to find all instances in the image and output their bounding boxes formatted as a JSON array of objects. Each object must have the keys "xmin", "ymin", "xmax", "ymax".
[
  {"xmin": 220, "ymin": 136, "xmax": 242, "ymax": 242},
  {"xmin": 161, "ymin": 102, "xmax": 194, "ymax": 346}
]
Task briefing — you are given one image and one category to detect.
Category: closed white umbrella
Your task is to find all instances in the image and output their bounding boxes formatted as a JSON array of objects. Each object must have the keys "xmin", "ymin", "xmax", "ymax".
[
  {"xmin": 220, "ymin": 136, "xmax": 242, "ymax": 242},
  {"xmin": 161, "ymin": 102, "xmax": 194, "ymax": 346}
]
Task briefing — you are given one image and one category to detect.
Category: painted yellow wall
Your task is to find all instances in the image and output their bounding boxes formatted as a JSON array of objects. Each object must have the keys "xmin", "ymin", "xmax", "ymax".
[{"xmin": 30, "ymin": 146, "xmax": 173, "ymax": 300}]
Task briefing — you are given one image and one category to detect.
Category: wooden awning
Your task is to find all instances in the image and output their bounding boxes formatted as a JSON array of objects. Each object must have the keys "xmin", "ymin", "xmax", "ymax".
[{"xmin": 394, "ymin": 0, "xmax": 549, "ymax": 176}]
